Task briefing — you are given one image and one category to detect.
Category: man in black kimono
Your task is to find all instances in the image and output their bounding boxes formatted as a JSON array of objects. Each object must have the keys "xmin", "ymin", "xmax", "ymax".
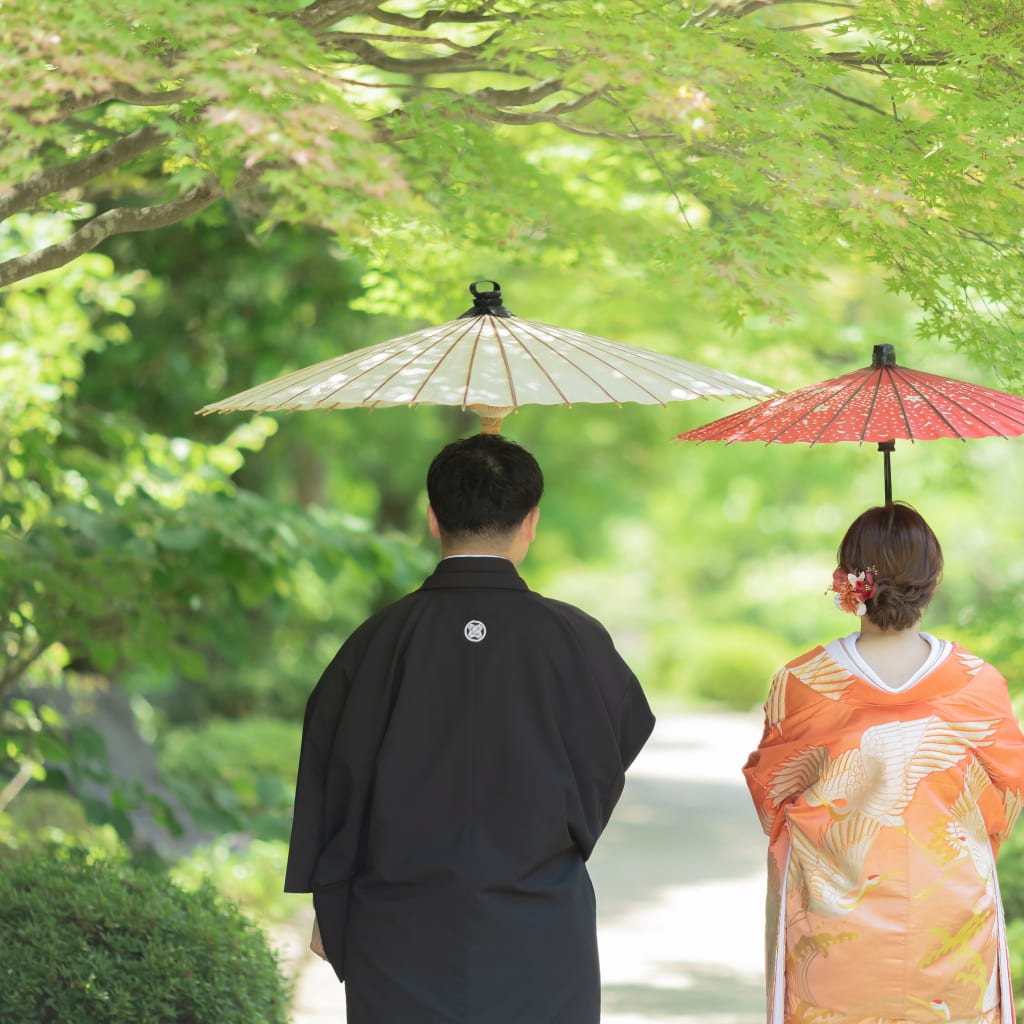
[{"xmin": 285, "ymin": 433, "xmax": 655, "ymax": 1024}]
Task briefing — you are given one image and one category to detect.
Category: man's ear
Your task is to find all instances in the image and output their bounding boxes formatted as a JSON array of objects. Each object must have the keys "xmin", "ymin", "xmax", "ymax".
[
  {"xmin": 427, "ymin": 505, "xmax": 442, "ymax": 540},
  {"xmin": 522, "ymin": 506, "xmax": 540, "ymax": 543}
]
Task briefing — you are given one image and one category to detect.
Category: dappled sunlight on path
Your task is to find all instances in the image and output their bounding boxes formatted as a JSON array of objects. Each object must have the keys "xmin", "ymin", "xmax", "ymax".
[
  {"xmin": 279, "ymin": 711, "xmax": 768, "ymax": 1024},
  {"xmin": 591, "ymin": 712, "xmax": 766, "ymax": 1024}
]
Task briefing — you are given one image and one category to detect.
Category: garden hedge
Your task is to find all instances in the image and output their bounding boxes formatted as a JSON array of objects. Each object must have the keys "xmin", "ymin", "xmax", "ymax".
[{"xmin": 0, "ymin": 848, "xmax": 289, "ymax": 1024}]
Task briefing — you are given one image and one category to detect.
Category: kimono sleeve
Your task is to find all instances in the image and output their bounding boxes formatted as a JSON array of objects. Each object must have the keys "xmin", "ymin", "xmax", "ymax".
[
  {"xmin": 562, "ymin": 630, "xmax": 655, "ymax": 860},
  {"xmin": 283, "ymin": 647, "xmax": 353, "ymax": 894},
  {"xmin": 968, "ymin": 664, "xmax": 1024, "ymax": 845},
  {"xmin": 742, "ymin": 666, "xmax": 794, "ymax": 840},
  {"xmin": 742, "ymin": 724, "xmax": 774, "ymax": 837},
  {"xmin": 283, "ymin": 636, "xmax": 383, "ymax": 984},
  {"xmin": 612, "ymin": 663, "xmax": 656, "ymax": 773}
]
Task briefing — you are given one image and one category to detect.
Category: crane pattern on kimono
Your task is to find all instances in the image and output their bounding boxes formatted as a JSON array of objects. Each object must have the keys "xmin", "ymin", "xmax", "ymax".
[{"xmin": 769, "ymin": 717, "xmax": 998, "ymax": 827}]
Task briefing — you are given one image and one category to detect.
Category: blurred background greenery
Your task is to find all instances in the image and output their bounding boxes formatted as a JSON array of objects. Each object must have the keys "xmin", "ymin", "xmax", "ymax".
[{"xmin": 6, "ymin": 211, "xmax": 1024, "ymax": 914}]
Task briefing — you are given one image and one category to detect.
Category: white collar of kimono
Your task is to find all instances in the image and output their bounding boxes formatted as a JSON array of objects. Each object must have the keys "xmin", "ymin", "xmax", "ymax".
[
  {"xmin": 441, "ymin": 554, "xmax": 511, "ymax": 560},
  {"xmin": 826, "ymin": 631, "xmax": 954, "ymax": 693}
]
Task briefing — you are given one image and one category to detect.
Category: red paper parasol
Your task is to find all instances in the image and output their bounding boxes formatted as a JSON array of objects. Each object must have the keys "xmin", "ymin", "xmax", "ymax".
[{"xmin": 675, "ymin": 344, "xmax": 1024, "ymax": 503}]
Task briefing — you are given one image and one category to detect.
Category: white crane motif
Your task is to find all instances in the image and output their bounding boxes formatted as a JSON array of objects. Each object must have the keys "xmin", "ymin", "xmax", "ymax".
[
  {"xmin": 788, "ymin": 813, "xmax": 883, "ymax": 918},
  {"xmin": 769, "ymin": 717, "xmax": 998, "ymax": 827}
]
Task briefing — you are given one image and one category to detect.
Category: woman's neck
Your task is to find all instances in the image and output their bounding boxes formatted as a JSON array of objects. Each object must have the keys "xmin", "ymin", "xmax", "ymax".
[{"xmin": 853, "ymin": 618, "xmax": 931, "ymax": 687}]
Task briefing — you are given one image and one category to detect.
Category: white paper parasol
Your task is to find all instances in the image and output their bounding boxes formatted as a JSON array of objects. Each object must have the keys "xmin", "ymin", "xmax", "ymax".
[{"xmin": 197, "ymin": 281, "xmax": 778, "ymax": 432}]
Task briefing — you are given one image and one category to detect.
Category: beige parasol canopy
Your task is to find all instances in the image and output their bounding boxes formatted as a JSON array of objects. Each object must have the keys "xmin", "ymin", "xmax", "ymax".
[{"xmin": 197, "ymin": 281, "xmax": 778, "ymax": 432}]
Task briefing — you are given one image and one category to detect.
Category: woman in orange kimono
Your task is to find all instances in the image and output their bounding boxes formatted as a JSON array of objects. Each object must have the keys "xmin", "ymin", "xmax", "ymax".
[{"xmin": 744, "ymin": 503, "xmax": 1024, "ymax": 1024}]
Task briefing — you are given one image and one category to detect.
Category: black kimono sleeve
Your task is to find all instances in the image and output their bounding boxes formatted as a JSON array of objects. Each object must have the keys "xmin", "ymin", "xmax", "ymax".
[
  {"xmin": 283, "ymin": 636, "xmax": 382, "ymax": 983},
  {"xmin": 556, "ymin": 615, "xmax": 655, "ymax": 860},
  {"xmin": 284, "ymin": 648, "xmax": 353, "ymax": 894}
]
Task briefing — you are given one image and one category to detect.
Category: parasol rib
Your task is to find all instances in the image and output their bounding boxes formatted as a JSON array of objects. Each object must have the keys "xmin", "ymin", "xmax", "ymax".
[
  {"xmin": 514, "ymin": 321, "xmax": 741, "ymax": 404},
  {"xmin": 459, "ymin": 317, "xmax": 518, "ymax": 410},
  {"xmin": 514, "ymin": 322, "xmax": 621, "ymax": 403},
  {"xmin": 351, "ymin": 321, "xmax": 471, "ymax": 406},
  {"xmin": 799, "ymin": 376, "xmax": 875, "ymax": 445},
  {"xmin": 502, "ymin": 325, "xmax": 574, "ymax": 405},
  {"xmin": 204, "ymin": 350, "xmax": 365, "ymax": 409},
  {"xmin": 492, "ymin": 326, "xmax": 519, "ymax": 409},
  {"xmin": 584, "ymin": 335, "xmax": 765, "ymax": 397},
  {"xmin": 697, "ymin": 376, "xmax": 860, "ymax": 443},
  {"xmin": 206, "ymin": 329, "xmax": 453, "ymax": 409},
  {"xmin": 891, "ymin": 366, "xmax": 1024, "ymax": 438},
  {"xmin": 862, "ymin": 369, "xmax": 889, "ymax": 443},
  {"xmin": 889, "ymin": 366, "xmax": 954, "ymax": 439}
]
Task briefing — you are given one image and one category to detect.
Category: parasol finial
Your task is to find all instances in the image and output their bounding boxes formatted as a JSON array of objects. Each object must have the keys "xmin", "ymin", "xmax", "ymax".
[
  {"xmin": 872, "ymin": 344, "xmax": 896, "ymax": 368},
  {"xmin": 459, "ymin": 280, "xmax": 514, "ymax": 319}
]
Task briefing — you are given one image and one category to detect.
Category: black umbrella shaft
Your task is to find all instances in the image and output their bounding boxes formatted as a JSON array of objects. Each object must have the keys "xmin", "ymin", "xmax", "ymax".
[{"xmin": 878, "ymin": 439, "xmax": 895, "ymax": 504}]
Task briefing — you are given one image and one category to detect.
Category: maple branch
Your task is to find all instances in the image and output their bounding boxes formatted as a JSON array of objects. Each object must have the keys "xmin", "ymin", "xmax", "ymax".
[
  {"xmin": 774, "ymin": 17, "xmax": 852, "ymax": 31},
  {"xmin": 102, "ymin": 85, "xmax": 191, "ymax": 107},
  {"xmin": 818, "ymin": 84, "xmax": 891, "ymax": 117},
  {"xmin": 479, "ymin": 91, "xmax": 605, "ymax": 125},
  {"xmin": 0, "ymin": 637, "xmax": 49, "ymax": 693},
  {"xmin": 333, "ymin": 30, "xmax": 484, "ymax": 51},
  {"xmin": 0, "ymin": 761, "xmax": 36, "ymax": 813},
  {"xmin": 0, "ymin": 125, "xmax": 167, "ymax": 223},
  {"xmin": 469, "ymin": 78, "xmax": 568, "ymax": 107},
  {"xmin": 824, "ymin": 49, "xmax": 952, "ymax": 68},
  {"xmin": 541, "ymin": 118, "xmax": 675, "ymax": 141},
  {"xmin": 755, "ymin": 0, "xmax": 857, "ymax": 5},
  {"xmin": 27, "ymin": 85, "xmax": 190, "ymax": 126},
  {"xmin": 682, "ymin": 0, "xmax": 857, "ymax": 29},
  {"xmin": 0, "ymin": 180, "xmax": 227, "ymax": 288},
  {"xmin": 321, "ymin": 33, "xmax": 498, "ymax": 73},
  {"xmin": 369, "ymin": 2, "xmax": 503, "ymax": 30},
  {"xmin": 293, "ymin": 0, "xmax": 385, "ymax": 32}
]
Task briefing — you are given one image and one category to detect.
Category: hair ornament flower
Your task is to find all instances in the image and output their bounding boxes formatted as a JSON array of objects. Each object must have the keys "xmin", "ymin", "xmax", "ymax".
[{"xmin": 831, "ymin": 566, "xmax": 877, "ymax": 616}]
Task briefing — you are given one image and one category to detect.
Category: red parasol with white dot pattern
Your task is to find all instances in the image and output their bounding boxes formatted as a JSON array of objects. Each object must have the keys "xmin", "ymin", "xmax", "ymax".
[{"xmin": 675, "ymin": 344, "xmax": 1024, "ymax": 503}]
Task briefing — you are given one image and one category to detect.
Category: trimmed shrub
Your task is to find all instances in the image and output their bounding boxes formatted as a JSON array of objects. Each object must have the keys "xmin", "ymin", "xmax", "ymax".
[
  {"xmin": 0, "ymin": 847, "xmax": 290, "ymax": 1024},
  {"xmin": 686, "ymin": 625, "xmax": 791, "ymax": 711}
]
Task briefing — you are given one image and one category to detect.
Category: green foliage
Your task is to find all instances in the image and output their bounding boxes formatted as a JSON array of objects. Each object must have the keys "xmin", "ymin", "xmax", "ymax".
[
  {"xmin": 1, "ymin": 1, "xmax": 1023, "ymax": 369},
  {"xmin": 0, "ymin": 848, "xmax": 289, "ymax": 1024},
  {"xmin": 0, "ymin": 213, "xmax": 431, "ymax": 848},
  {"xmin": 999, "ymin": 828, "xmax": 1024, "ymax": 922},
  {"xmin": 0, "ymin": 215, "xmax": 428, "ymax": 699},
  {"xmin": 158, "ymin": 717, "xmax": 299, "ymax": 839},
  {"xmin": 679, "ymin": 626, "xmax": 792, "ymax": 712},
  {"xmin": 0, "ymin": 789, "xmax": 122, "ymax": 859},
  {"xmin": 954, "ymin": 585, "xmax": 1024, "ymax": 693},
  {"xmin": 0, "ymin": 690, "xmax": 174, "ymax": 848},
  {"xmin": 171, "ymin": 838, "xmax": 294, "ymax": 925},
  {"xmin": 1007, "ymin": 913, "xmax": 1024, "ymax": 1014}
]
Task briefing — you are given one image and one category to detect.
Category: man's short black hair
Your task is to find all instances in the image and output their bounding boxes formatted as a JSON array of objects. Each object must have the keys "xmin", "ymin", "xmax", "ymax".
[{"xmin": 426, "ymin": 434, "xmax": 544, "ymax": 539}]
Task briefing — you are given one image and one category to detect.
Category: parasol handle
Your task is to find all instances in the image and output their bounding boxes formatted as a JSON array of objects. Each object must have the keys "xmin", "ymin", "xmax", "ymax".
[
  {"xmin": 877, "ymin": 439, "xmax": 895, "ymax": 504},
  {"xmin": 469, "ymin": 404, "xmax": 515, "ymax": 434}
]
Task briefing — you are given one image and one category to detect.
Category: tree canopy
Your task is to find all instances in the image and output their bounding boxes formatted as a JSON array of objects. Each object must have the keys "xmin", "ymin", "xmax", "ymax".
[{"xmin": 3, "ymin": 0, "xmax": 1023, "ymax": 373}]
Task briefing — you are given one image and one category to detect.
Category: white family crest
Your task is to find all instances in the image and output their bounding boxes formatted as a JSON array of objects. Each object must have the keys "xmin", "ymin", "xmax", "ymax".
[{"xmin": 464, "ymin": 620, "xmax": 487, "ymax": 643}]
